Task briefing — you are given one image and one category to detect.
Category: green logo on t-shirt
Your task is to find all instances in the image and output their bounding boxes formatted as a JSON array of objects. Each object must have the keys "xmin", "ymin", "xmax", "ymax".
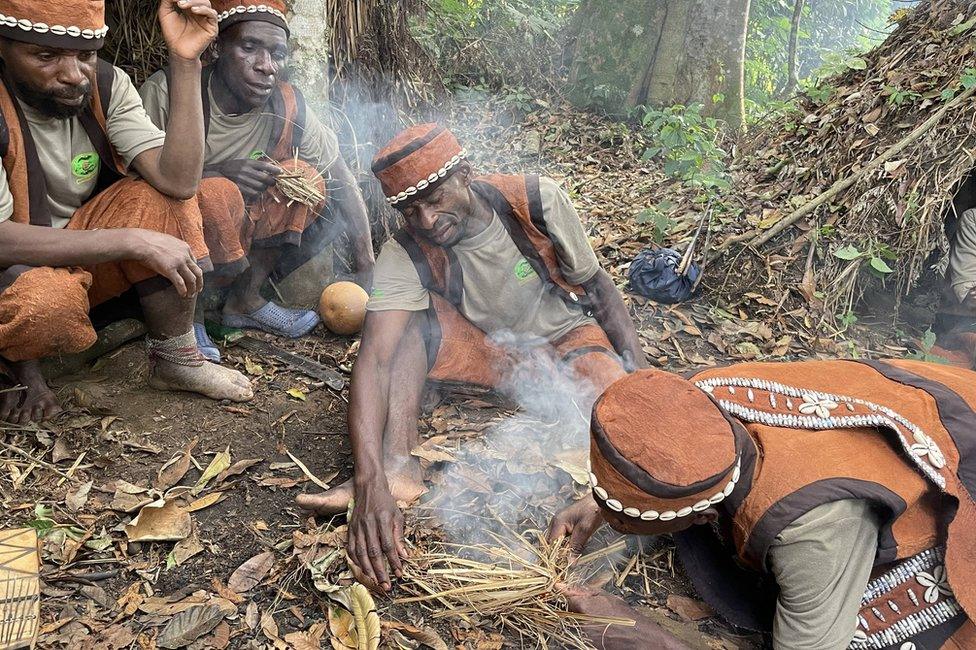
[
  {"xmin": 71, "ymin": 152, "xmax": 100, "ymax": 184},
  {"xmin": 514, "ymin": 258, "xmax": 537, "ymax": 283}
]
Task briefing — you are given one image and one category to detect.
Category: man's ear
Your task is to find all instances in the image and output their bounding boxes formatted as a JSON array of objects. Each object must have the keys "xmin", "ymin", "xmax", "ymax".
[
  {"xmin": 457, "ymin": 160, "xmax": 473, "ymax": 187},
  {"xmin": 692, "ymin": 509, "xmax": 719, "ymax": 526}
]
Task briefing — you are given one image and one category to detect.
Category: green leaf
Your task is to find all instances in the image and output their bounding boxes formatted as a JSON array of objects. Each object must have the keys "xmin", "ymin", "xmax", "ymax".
[
  {"xmin": 921, "ymin": 329, "xmax": 937, "ymax": 351},
  {"xmin": 869, "ymin": 257, "xmax": 894, "ymax": 274},
  {"xmin": 833, "ymin": 245, "xmax": 863, "ymax": 261},
  {"xmin": 846, "ymin": 57, "xmax": 868, "ymax": 70},
  {"xmin": 950, "ymin": 15, "xmax": 976, "ymax": 36},
  {"xmin": 287, "ymin": 388, "xmax": 308, "ymax": 401}
]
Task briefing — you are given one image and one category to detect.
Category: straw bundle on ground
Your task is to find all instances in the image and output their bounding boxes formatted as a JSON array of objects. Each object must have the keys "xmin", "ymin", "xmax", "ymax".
[{"xmin": 397, "ymin": 533, "xmax": 633, "ymax": 650}]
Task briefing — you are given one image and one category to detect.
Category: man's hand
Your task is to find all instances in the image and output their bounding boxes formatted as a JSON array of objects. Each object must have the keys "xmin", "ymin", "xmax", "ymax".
[
  {"xmin": 123, "ymin": 229, "xmax": 203, "ymax": 298},
  {"xmin": 213, "ymin": 160, "xmax": 282, "ymax": 202},
  {"xmin": 547, "ymin": 495, "xmax": 605, "ymax": 555},
  {"xmin": 159, "ymin": 0, "xmax": 219, "ymax": 62},
  {"xmin": 559, "ymin": 583, "xmax": 691, "ymax": 650},
  {"xmin": 347, "ymin": 482, "xmax": 407, "ymax": 592}
]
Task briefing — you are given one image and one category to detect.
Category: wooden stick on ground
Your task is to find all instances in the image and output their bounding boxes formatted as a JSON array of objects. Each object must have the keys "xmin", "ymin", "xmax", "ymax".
[{"xmin": 713, "ymin": 83, "xmax": 976, "ymax": 259}]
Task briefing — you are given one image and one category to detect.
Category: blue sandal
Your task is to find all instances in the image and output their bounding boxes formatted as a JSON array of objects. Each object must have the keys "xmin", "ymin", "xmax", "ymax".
[
  {"xmin": 193, "ymin": 323, "xmax": 221, "ymax": 363},
  {"xmin": 222, "ymin": 302, "xmax": 320, "ymax": 339}
]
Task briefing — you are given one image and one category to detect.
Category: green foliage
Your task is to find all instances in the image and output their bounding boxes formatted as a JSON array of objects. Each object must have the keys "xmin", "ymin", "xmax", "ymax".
[
  {"xmin": 831, "ymin": 241, "xmax": 898, "ymax": 278},
  {"xmin": 636, "ymin": 200, "xmax": 675, "ymax": 242},
  {"xmin": 909, "ymin": 329, "xmax": 952, "ymax": 364},
  {"xmin": 884, "ymin": 84, "xmax": 921, "ymax": 106},
  {"xmin": 412, "ymin": 0, "xmax": 577, "ymax": 92},
  {"xmin": 637, "ymin": 104, "xmax": 730, "ymax": 193}
]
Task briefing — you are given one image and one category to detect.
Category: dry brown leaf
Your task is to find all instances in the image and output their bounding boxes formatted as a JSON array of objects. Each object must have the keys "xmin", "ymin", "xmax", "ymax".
[
  {"xmin": 666, "ymin": 594, "xmax": 715, "ymax": 622},
  {"xmin": 215, "ymin": 458, "xmax": 262, "ymax": 484},
  {"xmin": 260, "ymin": 611, "xmax": 280, "ymax": 642},
  {"xmin": 138, "ymin": 593, "xmax": 209, "ymax": 616},
  {"xmin": 125, "ymin": 499, "xmax": 191, "ymax": 542},
  {"xmin": 284, "ymin": 623, "xmax": 329, "ymax": 650},
  {"xmin": 383, "ymin": 622, "xmax": 448, "ymax": 650},
  {"xmin": 192, "ymin": 447, "xmax": 231, "ymax": 495},
  {"xmin": 185, "ymin": 492, "xmax": 226, "ymax": 513},
  {"xmin": 245, "ymin": 601, "xmax": 260, "ymax": 630},
  {"xmin": 210, "ymin": 579, "xmax": 244, "ymax": 605},
  {"xmin": 328, "ymin": 606, "xmax": 357, "ymax": 650},
  {"xmin": 110, "ymin": 489, "xmax": 153, "ymax": 514},
  {"xmin": 155, "ymin": 440, "xmax": 197, "ymax": 491},
  {"xmin": 156, "ymin": 604, "xmax": 225, "ymax": 649},
  {"xmin": 227, "ymin": 551, "xmax": 274, "ymax": 593},
  {"xmin": 172, "ymin": 525, "xmax": 204, "ymax": 566},
  {"xmin": 65, "ymin": 480, "xmax": 92, "ymax": 513}
]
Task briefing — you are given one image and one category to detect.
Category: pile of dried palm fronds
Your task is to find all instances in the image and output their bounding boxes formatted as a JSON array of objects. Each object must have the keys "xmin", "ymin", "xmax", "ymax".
[
  {"xmin": 708, "ymin": 0, "xmax": 976, "ymax": 320},
  {"xmin": 104, "ymin": 0, "xmax": 170, "ymax": 85},
  {"xmin": 398, "ymin": 532, "xmax": 633, "ymax": 650}
]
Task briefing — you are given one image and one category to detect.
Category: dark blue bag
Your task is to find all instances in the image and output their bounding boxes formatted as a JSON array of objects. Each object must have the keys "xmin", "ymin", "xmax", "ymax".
[{"xmin": 627, "ymin": 247, "xmax": 700, "ymax": 304}]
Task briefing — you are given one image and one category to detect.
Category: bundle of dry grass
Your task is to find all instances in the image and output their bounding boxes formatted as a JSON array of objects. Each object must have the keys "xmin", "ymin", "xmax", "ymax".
[
  {"xmin": 397, "ymin": 533, "xmax": 633, "ymax": 650},
  {"xmin": 260, "ymin": 154, "xmax": 326, "ymax": 208}
]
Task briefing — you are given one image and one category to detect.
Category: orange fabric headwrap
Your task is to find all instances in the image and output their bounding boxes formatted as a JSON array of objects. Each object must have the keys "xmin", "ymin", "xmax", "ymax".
[
  {"xmin": 589, "ymin": 369, "xmax": 743, "ymax": 524},
  {"xmin": 371, "ymin": 124, "xmax": 467, "ymax": 209},
  {"xmin": 211, "ymin": 0, "xmax": 289, "ymax": 34},
  {"xmin": 0, "ymin": 0, "xmax": 107, "ymax": 50}
]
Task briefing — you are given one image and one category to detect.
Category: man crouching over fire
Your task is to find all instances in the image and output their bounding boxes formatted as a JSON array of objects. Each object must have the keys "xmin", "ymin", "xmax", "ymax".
[{"xmin": 297, "ymin": 124, "xmax": 646, "ymax": 590}]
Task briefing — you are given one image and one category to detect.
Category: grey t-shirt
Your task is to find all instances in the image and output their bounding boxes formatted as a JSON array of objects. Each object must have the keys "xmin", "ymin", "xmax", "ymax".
[
  {"xmin": 768, "ymin": 499, "xmax": 881, "ymax": 650},
  {"xmin": 139, "ymin": 70, "xmax": 340, "ymax": 172},
  {"xmin": 0, "ymin": 66, "xmax": 166, "ymax": 227},
  {"xmin": 367, "ymin": 176, "xmax": 600, "ymax": 342},
  {"xmin": 947, "ymin": 207, "xmax": 976, "ymax": 303}
]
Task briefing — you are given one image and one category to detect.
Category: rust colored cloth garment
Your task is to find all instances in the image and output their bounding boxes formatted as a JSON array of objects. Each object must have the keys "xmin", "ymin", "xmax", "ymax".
[
  {"xmin": 0, "ymin": 178, "xmax": 210, "ymax": 361},
  {"xmin": 424, "ymin": 294, "xmax": 624, "ymax": 395},
  {"xmin": 197, "ymin": 159, "xmax": 326, "ymax": 282}
]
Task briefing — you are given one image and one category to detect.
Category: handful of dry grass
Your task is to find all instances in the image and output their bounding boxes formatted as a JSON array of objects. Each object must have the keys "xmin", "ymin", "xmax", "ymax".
[
  {"xmin": 261, "ymin": 153, "xmax": 326, "ymax": 208},
  {"xmin": 397, "ymin": 532, "xmax": 633, "ymax": 649}
]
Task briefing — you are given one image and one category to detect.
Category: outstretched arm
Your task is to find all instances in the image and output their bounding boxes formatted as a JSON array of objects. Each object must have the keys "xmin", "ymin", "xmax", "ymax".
[
  {"xmin": 582, "ymin": 269, "xmax": 647, "ymax": 371},
  {"xmin": 131, "ymin": 0, "xmax": 217, "ymax": 199},
  {"xmin": 347, "ymin": 309, "xmax": 415, "ymax": 590},
  {"xmin": 0, "ymin": 221, "xmax": 203, "ymax": 297}
]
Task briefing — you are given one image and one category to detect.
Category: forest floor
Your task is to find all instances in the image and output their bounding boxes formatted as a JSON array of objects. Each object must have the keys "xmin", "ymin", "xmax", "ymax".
[{"xmin": 4, "ymin": 98, "xmax": 935, "ymax": 649}]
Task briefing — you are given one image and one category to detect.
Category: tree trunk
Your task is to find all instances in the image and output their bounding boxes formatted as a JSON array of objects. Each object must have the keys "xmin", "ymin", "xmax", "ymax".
[
  {"xmin": 783, "ymin": 0, "xmax": 806, "ymax": 96},
  {"xmin": 637, "ymin": 0, "xmax": 751, "ymax": 129},
  {"xmin": 570, "ymin": 0, "xmax": 751, "ymax": 129}
]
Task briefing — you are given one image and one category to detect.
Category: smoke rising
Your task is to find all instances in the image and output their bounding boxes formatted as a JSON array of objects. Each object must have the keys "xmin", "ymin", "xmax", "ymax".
[{"xmin": 423, "ymin": 329, "xmax": 610, "ymax": 549}]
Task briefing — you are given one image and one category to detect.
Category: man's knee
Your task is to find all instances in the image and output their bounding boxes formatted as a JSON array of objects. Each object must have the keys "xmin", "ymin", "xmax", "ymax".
[
  {"xmin": 198, "ymin": 177, "xmax": 246, "ymax": 224},
  {"xmin": 0, "ymin": 267, "xmax": 96, "ymax": 361},
  {"xmin": 198, "ymin": 177, "xmax": 247, "ymax": 266}
]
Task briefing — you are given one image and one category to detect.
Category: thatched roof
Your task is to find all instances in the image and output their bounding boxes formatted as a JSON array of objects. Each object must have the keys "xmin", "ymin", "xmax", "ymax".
[{"xmin": 710, "ymin": 0, "xmax": 976, "ymax": 320}]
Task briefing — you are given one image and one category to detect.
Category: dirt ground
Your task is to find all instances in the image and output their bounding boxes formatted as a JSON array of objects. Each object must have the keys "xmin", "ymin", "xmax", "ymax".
[{"xmin": 0, "ymin": 100, "xmax": 933, "ymax": 649}]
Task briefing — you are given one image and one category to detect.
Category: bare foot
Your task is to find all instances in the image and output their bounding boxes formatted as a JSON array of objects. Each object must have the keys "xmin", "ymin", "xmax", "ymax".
[
  {"xmin": 296, "ymin": 473, "xmax": 427, "ymax": 516},
  {"xmin": 0, "ymin": 360, "xmax": 62, "ymax": 424},
  {"xmin": 148, "ymin": 359, "xmax": 254, "ymax": 402}
]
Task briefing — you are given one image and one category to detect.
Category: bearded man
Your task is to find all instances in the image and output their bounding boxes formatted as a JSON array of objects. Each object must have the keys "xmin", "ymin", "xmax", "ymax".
[{"xmin": 0, "ymin": 0, "xmax": 253, "ymax": 423}]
